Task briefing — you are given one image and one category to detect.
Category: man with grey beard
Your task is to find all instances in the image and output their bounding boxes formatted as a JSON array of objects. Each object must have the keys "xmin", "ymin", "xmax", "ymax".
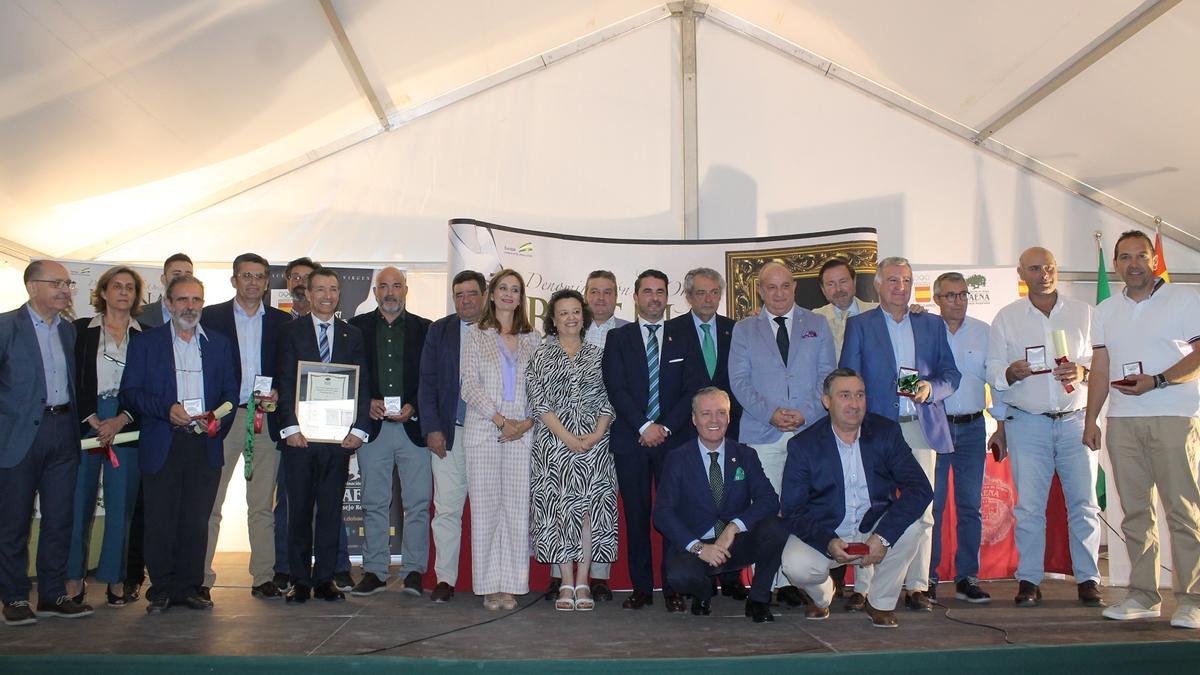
[{"xmin": 348, "ymin": 268, "xmax": 433, "ymax": 597}]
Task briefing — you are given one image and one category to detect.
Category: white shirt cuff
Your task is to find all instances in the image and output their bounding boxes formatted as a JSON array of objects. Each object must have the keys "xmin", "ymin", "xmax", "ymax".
[
  {"xmin": 350, "ymin": 428, "xmax": 369, "ymax": 442},
  {"xmin": 281, "ymin": 425, "xmax": 300, "ymax": 438},
  {"xmin": 731, "ymin": 518, "xmax": 747, "ymax": 533},
  {"xmin": 685, "ymin": 539, "xmax": 700, "ymax": 553},
  {"xmin": 638, "ymin": 420, "xmax": 653, "ymax": 434}
]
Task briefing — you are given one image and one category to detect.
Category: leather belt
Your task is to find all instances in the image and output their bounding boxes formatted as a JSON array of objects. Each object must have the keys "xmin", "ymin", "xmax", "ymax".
[
  {"xmin": 897, "ymin": 415, "xmax": 918, "ymax": 423},
  {"xmin": 44, "ymin": 404, "xmax": 70, "ymax": 415},
  {"xmin": 946, "ymin": 411, "xmax": 983, "ymax": 424},
  {"xmin": 1011, "ymin": 406, "xmax": 1082, "ymax": 421}
]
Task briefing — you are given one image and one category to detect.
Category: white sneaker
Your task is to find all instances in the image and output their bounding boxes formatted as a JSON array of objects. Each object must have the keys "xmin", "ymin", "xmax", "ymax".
[
  {"xmin": 1170, "ymin": 605, "xmax": 1200, "ymax": 629},
  {"xmin": 1102, "ymin": 598, "xmax": 1160, "ymax": 621}
]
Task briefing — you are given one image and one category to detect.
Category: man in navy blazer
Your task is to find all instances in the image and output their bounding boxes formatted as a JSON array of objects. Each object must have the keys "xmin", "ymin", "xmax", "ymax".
[
  {"xmin": 418, "ymin": 270, "xmax": 486, "ymax": 603},
  {"xmin": 0, "ymin": 261, "xmax": 93, "ymax": 625},
  {"xmin": 120, "ymin": 276, "xmax": 238, "ymax": 614},
  {"xmin": 601, "ymin": 269, "xmax": 702, "ymax": 612},
  {"xmin": 780, "ymin": 369, "xmax": 933, "ymax": 627},
  {"xmin": 199, "ymin": 253, "xmax": 293, "ymax": 600},
  {"xmin": 275, "ymin": 268, "xmax": 372, "ymax": 603},
  {"xmin": 655, "ymin": 387, "xmax": 788, "ymax": 623},
  {"xmin": 839, "ymin": 256, "xmax": 960, "ymax": 611}
]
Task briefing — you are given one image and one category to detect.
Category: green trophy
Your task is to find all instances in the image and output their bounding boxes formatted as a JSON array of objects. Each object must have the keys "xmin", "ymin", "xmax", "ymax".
[{"xmin": 896, "ymin": 367, "xmax": 920, "ymax": 398}]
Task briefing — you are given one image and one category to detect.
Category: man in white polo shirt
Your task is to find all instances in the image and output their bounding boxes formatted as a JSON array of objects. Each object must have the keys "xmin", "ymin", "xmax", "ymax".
[
  {"xmin": 986, "ymin": 246, "xmax": 1102, "ymax": 609},
  {"xmin": 1084, "ymin": 230, "xmax": 1200, "ymax": 629}
]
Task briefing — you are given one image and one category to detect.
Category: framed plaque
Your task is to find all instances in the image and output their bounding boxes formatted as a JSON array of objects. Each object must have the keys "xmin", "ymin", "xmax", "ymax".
[{"xmin": 296, "ymin": 360, "xmax": 360, "ymax": 443}]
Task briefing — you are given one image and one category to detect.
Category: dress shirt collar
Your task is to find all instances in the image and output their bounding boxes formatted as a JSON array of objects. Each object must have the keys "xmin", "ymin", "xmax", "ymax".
[
  {"xmin": 764, "ymin": 305, "xmax": 795, "ymax": 324},
  {"xmin": 377, "ymin": 308, "xmax": 406, "ymax": 326},
  {"xmin": 234, "ymin": 299, "xmax": 266, "ymax": 319},
  {"xmin": 1121, "ymin": 276, "xmax": 1166, "ymax": 303},
  {"xmin": 1021, "ymin": 293, "xmax": 1065, "ymax": 317},
  {"xmin": 593, "ymin": 315, "xmax": 618, "ymax": 331},
  {"xmin": 310, "ymin": 313, "xmax": 336, "ymax": 330},
  {"xmin": 169, "ymin": 320, "xmax": 207, "ymax": 344},
  {"xmin": 698, "ymin": 439, "xmax": 726, "ymax": 469},
  {"xmin": 691, "ymin": 311, "xmax": 716, "ymax": 331},
  {"xmin": 88, "ymin": 313, "xmax": 143, "ymax": 331},
  {"xmin": 25, "ymin": 303, "xmax": 61, "ymax": 329},
  {"xmin": 637, "ymin": 316, "xmax": 663, "ymax": 330}
]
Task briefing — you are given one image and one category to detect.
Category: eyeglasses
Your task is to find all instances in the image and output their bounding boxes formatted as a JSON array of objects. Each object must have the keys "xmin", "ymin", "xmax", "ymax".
[
  {"xmin": 288, "ymin": 273, "xmax": 310, "ymax": 283},
  {"xmin": 237, "ymin": 272, "xmax": 267, "ymax": 282},
  {"xmin": 31, "ymin": 279, "xmax": 77, "ymax": 290},
  {"xmin": 937, "ymin": 291, "xmax": 969, "ymax": 301}
]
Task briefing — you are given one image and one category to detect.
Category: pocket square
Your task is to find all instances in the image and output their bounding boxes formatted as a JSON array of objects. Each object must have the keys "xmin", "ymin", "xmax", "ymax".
[
  {"xmin": 667, "ymin": 357, "xmax": 684, "ymax": 363},
  {"xmin": 800, "ymin": 330, "xmax": 818, "ymax": 339},
  {"xmin": 734, "ymin": 467, "xmax": 746, "ymax": 480}
]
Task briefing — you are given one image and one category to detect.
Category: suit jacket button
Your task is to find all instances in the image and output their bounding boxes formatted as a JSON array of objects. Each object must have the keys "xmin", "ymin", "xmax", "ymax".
[{"xmin": 893, "ymin": 402, "xmax": 899, "ymax": 408}]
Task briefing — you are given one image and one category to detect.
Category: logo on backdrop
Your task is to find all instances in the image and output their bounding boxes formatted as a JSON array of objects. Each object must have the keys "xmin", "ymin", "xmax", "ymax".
[{"xmin": 981, "ymin": 473, "xmax": 1016, "ymax": 546}]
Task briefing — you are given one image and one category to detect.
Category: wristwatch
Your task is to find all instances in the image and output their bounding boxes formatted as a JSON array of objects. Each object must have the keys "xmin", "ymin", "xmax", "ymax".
[
  {"xmin": 1154, "ymin": 373, "xmax": 1169, "ymax": 389},
  {"xmin": 689, "ymin": 542, "xmax": 705, "ymax": 556},
  {"xmin": 876, "ymin": 534, "xmax": 892, "ymax": 549}
]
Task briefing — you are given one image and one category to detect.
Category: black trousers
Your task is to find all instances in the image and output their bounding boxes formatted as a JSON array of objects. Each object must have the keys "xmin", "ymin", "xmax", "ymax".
[
  {"xmin": 664, "ymin": 515, "xmax": 789, "ymax": 604},
  {"xmin": 612, "ymin": 444, "xmax": 671, "ymax": 594},
  {"xmin": 142, "ymin": 433, "xmax": 220, "ymax": 602},
  {"xmin": 125, "ymin": 481, "xmax": 146, "ymax": 586},
  {"xmin": 0, "ymin": 413, "xmax": 78, "ymax": 604},
  {"xmin": 283, "ymin": 443, "xmax": 350, "ymax": 588}
]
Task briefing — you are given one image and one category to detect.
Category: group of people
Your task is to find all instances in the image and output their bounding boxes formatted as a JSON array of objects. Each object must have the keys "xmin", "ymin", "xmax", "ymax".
[{"xmin": 2, "ymin": 229, "xmax": 1198, "ymax": 632}]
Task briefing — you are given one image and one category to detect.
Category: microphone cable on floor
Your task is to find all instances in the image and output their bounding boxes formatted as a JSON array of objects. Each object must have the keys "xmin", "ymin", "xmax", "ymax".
[{"xmin": 931, "ymin": 598, "xmax": 1014, "ymax": 645}]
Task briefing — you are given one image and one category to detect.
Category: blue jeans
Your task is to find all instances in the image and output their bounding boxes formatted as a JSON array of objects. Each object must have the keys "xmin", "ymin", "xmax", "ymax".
[
  {"xmin": 1006, "ymin": 408, "xmax": 1100, "ymax": 584},
  {"xmin": 274, "ymin": 447, "xmax": 350, "ymax": 575},
  {"xmin": 930, "ymin": 416, "xmax": 985, "ymax": 582}
]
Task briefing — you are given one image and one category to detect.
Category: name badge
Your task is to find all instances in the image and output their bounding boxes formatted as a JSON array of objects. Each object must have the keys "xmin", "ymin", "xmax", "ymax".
[
  {"xmin": 253, "ymin": 375, "xmax": 273, "ymax": 396},
  {"xmin": 1025, "ymin": 345, "xmax": 1050, "ymax": 374},
  {"xmin": 384, "ymin": 396, "xmax": 404, "ymax": 416},
  {"xmin": 182, "ymin": 398, "xmax": 204, "ymax": 417}
]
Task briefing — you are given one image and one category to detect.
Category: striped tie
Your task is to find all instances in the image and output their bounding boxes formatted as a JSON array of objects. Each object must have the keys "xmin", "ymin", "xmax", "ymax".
[
  {"xmin": 319, "ymin": 322, "xmax": 331, "ymax": 363},
  {"xmin": 645, "ymin": 324, "xmax": 660, "ymax": 422},
  {"xmin": 709, "ymin": 451, "xmax": 726, "ymax": 534}
]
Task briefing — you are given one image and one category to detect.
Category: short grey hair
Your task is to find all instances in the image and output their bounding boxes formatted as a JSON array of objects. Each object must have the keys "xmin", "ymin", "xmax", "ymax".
[
  {"xmin": 691, "ymin": 386, "xmax": 732, "ymax": 412},
  {"xmin": 933, "ymin": 271, "xmax": 965, "ymax": 297},
  {"xmin": 683, "ymin": 267, "xmax": 725, "ymax": 295},
  {"xmin": 822, "ymin": 367, "xmax": 863, "ymax": 395},
  {"xmin": 874, "ymin": 256, "xmax": 911, "ymax": 284}
]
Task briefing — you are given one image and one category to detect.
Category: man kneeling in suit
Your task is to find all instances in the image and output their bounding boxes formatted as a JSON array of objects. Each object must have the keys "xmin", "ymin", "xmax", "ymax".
[
  {"xmin": 654, "ymin": 386, "xmax": 788, "ymax": 623},
  {"xmin": 780, "ymin": 368, "xmax": 932, "ymax": 627}
]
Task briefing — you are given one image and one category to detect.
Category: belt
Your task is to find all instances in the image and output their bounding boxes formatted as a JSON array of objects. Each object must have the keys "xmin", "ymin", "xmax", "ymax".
[
  {"xmin": 1011, "ymin": 406, "xmax": 1082, "ymax": 421},
  {"xmin": 946, "ymin": 411, "xmax": 983, "ymax": 424},
  {"xmin": 44, "ymin": 404, "xmax": 70, "ymax": 415},
  {"xmin": 897, "ymin": 415, "xmax": 918, "ymax": 423}
]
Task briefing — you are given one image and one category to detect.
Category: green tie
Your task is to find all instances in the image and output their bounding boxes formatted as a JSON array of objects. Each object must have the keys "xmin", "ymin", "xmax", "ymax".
[{"xmin": 700, "ymin": 323, "xmax": 717, "ymax": 379}]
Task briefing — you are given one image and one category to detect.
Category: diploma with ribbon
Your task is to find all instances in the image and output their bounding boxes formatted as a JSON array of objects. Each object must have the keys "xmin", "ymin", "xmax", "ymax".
[
  {"xmin": 81, "ymin": 431, "xmax": 140, "ymax": 468},
  {"xmin": 245, "ymin": 376, "xmax": 277, "ymax": 480},
  {"xmin": 1052, "ymin": 329, "xmax": 1075, "ymax": 394},
  {"xmin": 192, "ymin": 401, "xmax": 235, "ymax": 437}
]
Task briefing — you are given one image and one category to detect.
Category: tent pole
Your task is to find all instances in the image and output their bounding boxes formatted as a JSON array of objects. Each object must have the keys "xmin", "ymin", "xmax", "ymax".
[
  {"xmin": 676, "ymin": 1, "xmax": 702, "ymax": 240},
  {"xmin": 318, "ymin": 0, "xmax": 392, "ymax": 131}
]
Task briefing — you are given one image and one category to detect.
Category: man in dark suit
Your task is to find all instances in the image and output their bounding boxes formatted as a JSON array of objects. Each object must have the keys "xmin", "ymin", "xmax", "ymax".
[
  {"xmin": 780, "ymin": 368, "xmax": 933, "ymax": 628},
  {"xmin": 275, "ymin": 268, "xmax": 372, "ymax": 603},
  {"xmin": 348, "ymin": 267, "xmax": 431, "ymax": 598},
  {"xmin": 120, "ymin": 275, "xmax": 238, "ymax": 615},
  {"xmin": 655, "ymin": 387, "xmax": 788, "ymax": 623},
  {"xmin": 839, "ymin": 256, "xmax": 960, "ymax": 611},
  {"xmin": 199, "ymin": 253, "xmax": 292, "ymax": 600},
  {"xmin": 418, "ymin": 270, "xmax": 486, "ymax": 603},
  {"xmin": 0, "ymin": 261, "xmax": 92, "ymax": 626},
  {"xmin": 601, "ymin": 269, "xmax": 701, "ymax": 612},
  {"xmin": 126, "ymin": 252, "xmax": 192, "ymax": 600}
]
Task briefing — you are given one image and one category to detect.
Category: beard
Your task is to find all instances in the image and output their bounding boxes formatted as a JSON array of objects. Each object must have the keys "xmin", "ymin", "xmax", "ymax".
[{"xmin": 172, "ymin": 312, "xmax": 200, "ymax": 331}]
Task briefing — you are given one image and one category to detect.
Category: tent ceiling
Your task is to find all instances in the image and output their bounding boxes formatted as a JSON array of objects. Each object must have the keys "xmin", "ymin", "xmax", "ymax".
[{"xmin": 0, "ymin": 0, "xmax": 1194, "ymax": 259}]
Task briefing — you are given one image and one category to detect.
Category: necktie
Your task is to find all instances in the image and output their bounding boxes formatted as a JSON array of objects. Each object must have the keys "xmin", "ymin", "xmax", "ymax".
[
  {"xmin": 708, "ymin": 451, "xmax": 726, "ymax": 534},
  {"xmin": 774, "ymin": 315, "xmax": 789, "ymax": 366},
  {"xmin": 700, "ymin": 323, "xmax": 717, "ymax": 379},
  {"xmin": 319, "ymin": 322, "xmax": 331, "ymax": 363},
  {"xmin": 645, "ymin": 324, "xmax": 660, "ymax": 422}
]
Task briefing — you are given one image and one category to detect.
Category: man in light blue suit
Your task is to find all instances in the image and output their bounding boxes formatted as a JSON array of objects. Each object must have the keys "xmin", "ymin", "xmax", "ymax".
[
  {"xmin": 839, "ymin": 256, "xmax": 960, "ymax": 612},
  {"xmin": 729, "ymin": 260, "xmax": 836, "ymax": 606},
  {"xmin": 0, "ymin": 261, "xmax": 94, "ymax": 626}
]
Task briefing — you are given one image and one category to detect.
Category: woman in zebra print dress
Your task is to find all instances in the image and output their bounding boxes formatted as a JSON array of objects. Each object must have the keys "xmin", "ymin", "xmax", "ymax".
[{"xmin": 526, "ymin": 290, "xmax": 617, "ymax": 611}]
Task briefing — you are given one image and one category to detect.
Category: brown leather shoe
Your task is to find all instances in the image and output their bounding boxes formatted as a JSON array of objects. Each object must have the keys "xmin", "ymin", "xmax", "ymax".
[
  {"xmin": 845, "ymin": 591, "xmax": 867, "ymax": 612},
  {"xmin": 865, "ymin": 602, "xmax": 898, "ymax": 628},
  {"xmin": 904, "ymin": 590, "xmax": 932, "ymax": 612},
  {"xmin": 664, "ymin": 592, "xmax": 687, "ymax": 613},
  {"xmin": 805, "ymin": 604, "xmax": 830, "ymax": 620},
  {"xmin": 1014, "ymin": 580, "xmax": 1042, "ymax": 607},
  {"xmin": 622, "ymin": 590, "xmax": 653, "ymax": 609},
  {"xmin": 1078, "ymin": 580, "xmax": 1104, "ymax": 607}
]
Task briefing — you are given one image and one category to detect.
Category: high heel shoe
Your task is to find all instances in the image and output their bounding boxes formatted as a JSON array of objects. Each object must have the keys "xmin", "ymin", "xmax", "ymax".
[{"xmin": 106, "ymin": 585, "xmax": 128, "ymax": 608}]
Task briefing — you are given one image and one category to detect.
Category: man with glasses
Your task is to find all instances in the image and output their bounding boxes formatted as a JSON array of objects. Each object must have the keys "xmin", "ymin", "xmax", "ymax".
[
  {"xmin": 814, "ymin": 258, "xmax": 879, "ymax": 360},
  {"xmin": 986, "ymin": 247, "xmax": 1101, "ymax": 609},
  {"xmin": 929, "ymin": 272, "xmax": 995, "ymax": 603},
  {"xmin": 284, "ymin": 257, "xmax": 317, "ymax": 318},
  {"xmin": 1, "ymin": 261, "xmax": 93, "ymax": 626},
  {"xmin": 200, "ymin": 253, "xmax": 292, "ymax": 601}
]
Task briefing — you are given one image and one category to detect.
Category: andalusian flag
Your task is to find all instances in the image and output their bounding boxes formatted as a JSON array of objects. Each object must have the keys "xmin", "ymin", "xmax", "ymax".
[
  {"xmin": 1154, "ymin": 230, "xmax": 1171, "ymax": 282},
  {"xmin": 1095, "ymin": 237, "xmax": 1109, "ymax": 510}
]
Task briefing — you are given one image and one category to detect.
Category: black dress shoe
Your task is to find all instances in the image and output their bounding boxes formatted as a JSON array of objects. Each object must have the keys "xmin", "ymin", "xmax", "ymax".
[
  {"xmin": 430, "ymin": 581, "xmax": 454, "ymax": 603},
  {"xmin": 252, "ymin": 581, "xmax": 283, "ymax": 599},
  {"xmin": 1014, "ymin": 580, "xmax": 1042, "ymax": 607},
  {"xmin": 1078, "ymin": 580, "xmax": 1104, "ymax": 607},
  {"xmin": 286, "ymin": 585, "xmax": 311, "ymax": 604},
  {"xmin": 664, "ymin": 592, "xmax": 687, "ymax": 613},
  {"xmin": 544, "ymin": 577, "xmax": 562, "ymax": 602},
  {"xmin": 333, "ymin": 572, "xmax": 355, "ymax": 592},
  {"xmin": 776, "ymin": 585, "xmax": 809, "ymax": 607},
  {"xmin": 745, "ymin": 599, "xmax": 775, "ymax": 623},
  {"xmin": 314, "ymin": 581, "xmax": 346, "ymax": 601},
  {"xmin": 720, "ymin": 582, "xmax": 749, "ymax": 601},
  {"xmin": 197, "ymin": 586, "xmax": 212, "ymax": 602},
  {"xmin": 402, "ymin": 571, "xmax": 423, "ymax": 597},
  {"xmin": 181, "ymin": 594, "xmax": 213, "ymax": 610},
  {"xmin": 622, "ymin": 590, "xmax": 653, "ymax": 609},
  {"xmin": 350, "ymin": 572, "xmax": 387, "ymax": 596},
  {"xmin": 590, "ymin": 579, "xmax": 613, "ymax": 602},
  {"xmin": 272, "ymin": 573, "xmax": 291, "ymax": 592},
  {"xmin": 955, "ymin": 578, "xmax": 992, "ymax": 604},
  {"xmin": 691, "ymin": 597, "xmax": 712, "ymax": 616},
  {"xmin": 145, "ymin": 597, "xmax": 170, "ymax": 614}
]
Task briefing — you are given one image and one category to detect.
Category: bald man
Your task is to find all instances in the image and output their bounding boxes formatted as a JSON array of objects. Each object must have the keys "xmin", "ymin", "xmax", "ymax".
[
  {"xmin": 349, "ymin": 267, "xmax": 432, "ymax": 597},
  {"xmin": 986, "ymin": 247, "xmax": 1101, "ymax": 608},
  {"xmin": 729, "ymin": 260, "xmax": 837, "ymax": 606}
]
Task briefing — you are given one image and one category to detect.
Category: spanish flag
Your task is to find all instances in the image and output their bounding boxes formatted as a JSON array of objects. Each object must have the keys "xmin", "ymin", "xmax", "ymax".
[
  {"xmin": 914, "ymin": 284, "xmax": 931, "ymax": 303},
  {"xmin": 1154, "ymin": 231, "xmax": 1171, "ymax": 283},
  {"xmin": 1018, "ymin": 279, "xmax": 1029, "ymax": 298}
]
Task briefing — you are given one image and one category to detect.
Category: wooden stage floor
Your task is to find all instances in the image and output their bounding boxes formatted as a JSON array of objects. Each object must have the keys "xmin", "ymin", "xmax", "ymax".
[{"xmin": 1, "ymin": 553, "xmax": 1196, "ymax": 662}]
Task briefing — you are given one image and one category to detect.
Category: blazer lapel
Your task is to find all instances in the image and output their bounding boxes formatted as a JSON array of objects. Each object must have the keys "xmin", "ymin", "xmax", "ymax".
[
  {"xmin": 756, "ymin": 312, "xmax": 785, "ymax": 367},
  {"xmin": 16, "ymin": 309, "xmax": 48, "ymax": 394}
]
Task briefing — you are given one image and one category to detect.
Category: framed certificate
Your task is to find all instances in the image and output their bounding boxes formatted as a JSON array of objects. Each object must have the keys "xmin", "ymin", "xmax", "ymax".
[{"xmin": 296, "ymin": 360, "xmax": 360, "ymax": 443}]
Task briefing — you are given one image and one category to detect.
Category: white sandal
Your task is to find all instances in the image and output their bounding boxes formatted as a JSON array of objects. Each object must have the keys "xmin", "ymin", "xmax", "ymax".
[
  {"xmin": 555, "ymin": 586, "xmax": 576, "ymax": 611},
  {"xmin": 574, "ymin": 584, "xmax": 594, "ymax": 611}
]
